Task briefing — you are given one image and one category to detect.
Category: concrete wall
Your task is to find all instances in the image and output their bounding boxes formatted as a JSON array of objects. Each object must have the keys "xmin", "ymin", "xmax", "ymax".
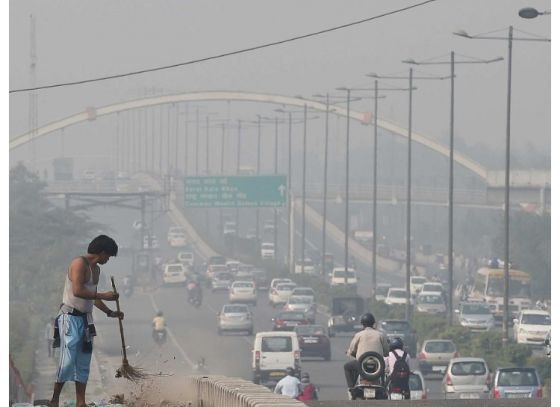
[{"xmin": 304, "ymin": 399, "xmax": 550, "ymax": 407}]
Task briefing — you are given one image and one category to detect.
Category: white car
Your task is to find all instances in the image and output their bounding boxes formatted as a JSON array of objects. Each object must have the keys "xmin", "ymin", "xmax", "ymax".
[
  {"xmin": 409, "ymin": 370, "xmax": 428, "ymax": 400},
  {"xmin": 329, "ymin": 267, "xmax": 357, "ymax": 287},
  {"xmin": 374, "ymin": 283, "xmax": 392, "ymax": 302},
  {"xmin": 290, "ymin": 287, "xmax": 315, "ymax": 303},
  {"xmin": 283, "ymin": 296, "xmax": 316, "ymax": 322},
  {"xmin": 294, "ymin": 258, "xmax": 316, "ymax": 275},
  {"xmin": 169, "ymin": 232, "xmax": 187, "ymax": 247},
  {"xmin": 269, "ymin": 283, "xmax": 297, "ymax": 307},
  {"xmin": 260, "ymin": 242, "xmax": 275, "ymax": 260},
  {"xmin": 143, "ymin": 235, "xmax": 159, "ymax": 249},
  {"xmin": 385, "ymin": 288, "xmax": 408, "ymax": 306},
  {"xmin": 421, "ymin": 282, "xmax": 445, "ymax": 296},
  {"xmin": 177, "ymin": 251, "xmax": 194, "ymax": 267},
  {"xmin": 229, "ymin": 280, "xmax": 257, "ymax": 305},
  {"xmin": 163, "ymin": 263, "xmax": 187, "ymax": 285},
  {"xmin": 513, "ymin": 310, "xmax": 551, "ymax": 345},
  {"xmin": 252, "ymin": 331, "xmax": 301, "ymax": 386},
  {"xmin": 410, "ymin": 276, "xmax": 428, "ymax": 294},
  {"xmin": 223, "ymin": 221, "xmax": 237, "ymax": 237}
]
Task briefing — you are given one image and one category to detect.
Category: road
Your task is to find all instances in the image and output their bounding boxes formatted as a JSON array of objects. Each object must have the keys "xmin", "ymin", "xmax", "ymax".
[{"xmin": 57, "ymin": 189, "xmax": 448, "ymax": 403}]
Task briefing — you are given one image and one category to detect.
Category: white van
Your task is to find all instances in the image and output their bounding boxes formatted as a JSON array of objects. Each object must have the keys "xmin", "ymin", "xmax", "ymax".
[{"xmin": 252, "ymin": 331, "xmax": 301, "ymax": 386}]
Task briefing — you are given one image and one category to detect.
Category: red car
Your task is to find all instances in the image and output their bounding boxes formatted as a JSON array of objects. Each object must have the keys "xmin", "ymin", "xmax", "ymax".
[
  {"xmin": 295, "ymin": 325, "xmax": 331, "ymax": 360},
  {"xmin": 272, "ymin": 311, "xmax": 311, "ymax": 331}
]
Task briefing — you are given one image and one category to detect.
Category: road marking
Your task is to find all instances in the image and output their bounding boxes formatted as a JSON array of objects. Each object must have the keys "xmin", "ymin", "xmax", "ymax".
[{"xmin": 148, "ymin": 293, "xmax": 196, "ymax": 368}]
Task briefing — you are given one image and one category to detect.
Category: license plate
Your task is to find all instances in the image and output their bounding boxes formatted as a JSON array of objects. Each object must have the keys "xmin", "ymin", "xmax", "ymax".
[
  {"xmin": 507, "ymin": 393, "xmax": 530, "ymax": 399},
  {"xmin": 460, "ymin": 393, "xmax": 480, "ymax": 399},
  {"xmin": 389, "ymin": 393, "xmax": 404, "ymax": 400},
  {"xmin": 432, "ymin": 366, "xmax": 446, "ymax": 373},
  {"xmin": 303, "ymin": 337, "xmax": 318, "ymax": 343},
  {"xmin": 363, "ymin": 388, "xmax": 376, "ymax": 398},
  {"xmin": 269, "ymin": 371, "xmax": 284, "ymax": 377}
]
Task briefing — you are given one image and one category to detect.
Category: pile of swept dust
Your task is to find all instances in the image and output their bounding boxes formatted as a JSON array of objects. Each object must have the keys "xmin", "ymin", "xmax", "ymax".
[{"xmin": 109, "ymin": 375, "xmax": 193, "ymax": 407}]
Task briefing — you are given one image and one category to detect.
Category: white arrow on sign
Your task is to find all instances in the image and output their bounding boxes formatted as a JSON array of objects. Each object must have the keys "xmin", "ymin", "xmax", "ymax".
[{"xmin": 278, "ymin": 184, "xmax": 286, "ymax": 197}]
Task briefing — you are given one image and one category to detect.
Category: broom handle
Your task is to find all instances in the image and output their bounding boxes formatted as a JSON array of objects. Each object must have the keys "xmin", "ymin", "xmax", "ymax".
[{"xmin": 110, "ymin": 276, "xmax": 128, "ymax": 362}]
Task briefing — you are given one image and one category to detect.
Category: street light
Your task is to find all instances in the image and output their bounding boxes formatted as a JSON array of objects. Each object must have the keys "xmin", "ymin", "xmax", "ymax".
[
  {"xmin": 403, "ymin": 52, "xmax": 502, "ymax": 326},
  {"xmin": 454, "ymin": 26, "xmax": 550, "ymax": 342},
  {"xmin": 518, "ymin": 7, "xmax": 550, "ymax": 18}
]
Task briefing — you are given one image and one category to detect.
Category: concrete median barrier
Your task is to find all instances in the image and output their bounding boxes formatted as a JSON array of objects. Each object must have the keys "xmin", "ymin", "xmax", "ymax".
[{"xmin": 303, "ymin": 399, "xmax": 550, "ymax": 407}]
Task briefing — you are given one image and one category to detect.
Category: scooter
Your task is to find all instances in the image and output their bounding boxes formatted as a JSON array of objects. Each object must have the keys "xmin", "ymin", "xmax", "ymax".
[
  {"xmin": 350, "ymin": 351, "xmax": 387, "ymax": 400},
  {"xmin": 153, "ymin": 329, "xmax": 166, "ymax": 346},
  {"xmin": 188, "ymin": 286, "xmax": 203, "ymax": 308}
]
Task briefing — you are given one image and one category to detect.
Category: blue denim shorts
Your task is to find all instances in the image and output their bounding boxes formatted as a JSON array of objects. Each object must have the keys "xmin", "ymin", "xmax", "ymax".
[{"xmin": 55, "ymin": 314, "xmax": 92, "ymax": 383}]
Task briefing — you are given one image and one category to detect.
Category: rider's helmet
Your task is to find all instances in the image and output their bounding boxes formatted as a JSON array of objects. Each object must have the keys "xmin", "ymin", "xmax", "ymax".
[
  {"xmin": 301, "ymin": 372, "xmax": 310, "ymax": 379},
  {"xmin": 389, "ymin": 337, "xmax": 404, "ymax": 351},
  {"xmin": 156, "ymin": 310, "xmax": 163, "ymax": 317},
  {"xmin": 360, "ymin": 312, "xmax": 375, "ymax": 327},
  {"xmin": 285, "ymin": 367, "xmax": 295, "ymax": 376}
]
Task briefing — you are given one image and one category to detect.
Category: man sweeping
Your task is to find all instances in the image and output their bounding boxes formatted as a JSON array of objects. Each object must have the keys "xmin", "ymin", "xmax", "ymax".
[{"xmin": 49, "ymin": 235, "xmax": 123, "ymax": 407}]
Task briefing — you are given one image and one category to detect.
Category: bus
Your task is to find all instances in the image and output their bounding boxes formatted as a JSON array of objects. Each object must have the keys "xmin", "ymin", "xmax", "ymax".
[{"xmin": 469, "ymin": 267, "xmax": 532, "ymax": 320}]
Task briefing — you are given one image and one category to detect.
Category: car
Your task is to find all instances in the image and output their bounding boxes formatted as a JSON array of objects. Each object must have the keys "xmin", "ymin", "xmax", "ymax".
[
  {"xmin": 442, "ymin": 357, "xmax": 491, "ymax": 399},
  {"xmin": 206, "ymin": 264, "xmax": 227, "ymax": 283},
  {"xmin": 418, "ymin": 339, "xmax": 458, "ymax": 376},
  {"xmin": 142, "ymin": 235, "xmax": 159, "ymax": 249},
  {"xmin": 545, "ymin": 333, "xmax": 551, "ymax": 358},
  {"xmin": 513, "ymin": 310, "xmax": 551, "ymax": 345},
  {"xmin": 211, "ymin": 271, "xmax": 234, "ymax": 292},
  {"xmin": 272, "ymin": 311, "xmax": 311, "ymax": 331},
  {"xmin": 223, "ymin": 221, "xmax": 237, "ymax": 237},
  {"xmin": 252, "ymin": 331, "xmax": 301, "ymax": 386},
  {"xmin": 409, "ymin": 370, "xmax": 428, "ymax": 400},
  {"xmin": 410, "ymin": 275, "xmax": 428, "ymax": 294},
  {"xmin": 268, "ymin": 278, "xmax": 293, "ymax": 299},
  {"xmin": 283, "ymin": 296, "xmax": 316, "ymax": 323},
  {"xmin": 373, "ymin": 283, "xmax": 392, "ymax": 302},
  {"xmin": 251, "ymin": 268, "xmax": 269, "ymax": 290},
  {"xmin": 491, "ymin": 367, "xmax": 543, "ymax": 399},
  {"xmin": 384, "ymin": 288, "xmax": 408, "ymax": 306},
  {"xmin": 329, "ymin": 267, "xmax": 357, "ymax": 287},
  {"xmin": 82, "ymin": 169, "xmax": 96, "ymax": 181},
  {"xmin": 415, "ymin": 293, "xmax": 447, "ymax": 314},
  {"xmin": 327, "ymin": 296, "xmax": 365, "ymax": 337},
  {"xmin": 226, "ymin": 259, "xmax": 241, "ymax": 274},
  {"xmin": 294, "ymin": 258, "xmax": 317, "ymax": 275},
  {"xmin": 260, "ymin": 242, "xmax": 275, "ymax": 260},
  {"xmin": 269, "ymin": 283, "xmax": 297, "ymax": 307},
  {"xmin": 217, "ymin": 304, "xmax": 253, "ymax": 335},
  {"xmin": 377, "ymin": 320, "xmax": 418, "ymax": 357},
  {"xmin": 456, "ymin": 302, "xmax": 494, "ymax": 331},
  {"xmin": 295, "ymin": 325, "xmax": 331, "ymax": 360},
  {"xmin": 162, "ymin": 263, "xmax": 187, "ymax": 285},
  {"xmin": 290, "ymin": 287, "xmax": 315, "ymax": 302},
  {"xmin": 421, "ymin": 282, "xmax": 445, "ymax": 296},
  {"xmin": 229, "ymin": 280, "xmax": 257, "ymax": 305},
  {"xmin": 177, "ymin": 251, "xmax": 195, "ymax": 267}
]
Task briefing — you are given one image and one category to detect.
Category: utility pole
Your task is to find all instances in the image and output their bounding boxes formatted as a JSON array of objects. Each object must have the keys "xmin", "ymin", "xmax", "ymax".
[
  {"xmin": 28, "ymin": 14, "xmax": 38, "ymax": 174},
  {"xmin": 274, "ymin": 117, "xmax": 279, "ymax": 265},
  {"xmin": 301, "ymin": 104, "xmax": 308, "ymax": 265}
]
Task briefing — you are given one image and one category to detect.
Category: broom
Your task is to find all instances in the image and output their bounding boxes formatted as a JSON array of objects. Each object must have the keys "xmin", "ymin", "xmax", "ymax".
[{"xmin": 111, "ymin": 276, "xmax": 147, "ymax": 382}]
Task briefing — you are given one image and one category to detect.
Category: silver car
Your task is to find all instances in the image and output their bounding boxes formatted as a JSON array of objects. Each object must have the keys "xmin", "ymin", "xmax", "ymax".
[
  {"xmin": 456, "ymin": 302, "xmax": 494, "ymax": 331},
  {"xmin": 443, "ymin": 357, "xmax": 491, "ymax": 399},
  {"xmin": 217, "ymin": 304, "xmax": 253, "ymax": 335},
  {"xmin": 415, "ymin": 293, "xmax": 446, "ymax": 314}
]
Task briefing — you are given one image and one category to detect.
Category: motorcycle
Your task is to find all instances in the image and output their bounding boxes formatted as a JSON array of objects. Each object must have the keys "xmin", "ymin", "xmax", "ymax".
[
  {"xmin": 350, "ymin": 351, "xmax": 387, "ymax": 400},
  {"xmin": 192, "ymin": 357, "xmax": 208, "ymax": 373},
  {"xmin": 187, "ymin": 285, "xmax": 203, "ymax": 308},
  {"xmin": 153, "ymin": 329, "xmax": 166, "ymax": 346}
]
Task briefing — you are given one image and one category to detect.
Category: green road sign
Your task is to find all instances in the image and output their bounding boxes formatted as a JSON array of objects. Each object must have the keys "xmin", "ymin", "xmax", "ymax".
[{"xmin": 184, "ymin": 175, "xmax": 287, "ymax": 208}]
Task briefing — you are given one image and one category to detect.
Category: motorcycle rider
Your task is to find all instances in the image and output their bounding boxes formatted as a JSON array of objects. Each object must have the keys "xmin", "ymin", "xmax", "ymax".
[
  {"xmin": 385, "ymin": 337, "xmax": 411, "ymax": 399},
  {"xmin": 187, "ymin": 277, "xmax": 202, "ymax": 304},
  {"xmin": 298, "ymin": 372, "xmax": 319, "ymax": 401},
  {"xmin": 344, "ymin": 313, "xmax": 389, "ymax": 398},
  {"xmin": 274, "ymin": 367, "xmax": 303, "ymax": 399},
  {"xmin": 152, "ymin": 310, "xmax": 167, "ymax": 342}
]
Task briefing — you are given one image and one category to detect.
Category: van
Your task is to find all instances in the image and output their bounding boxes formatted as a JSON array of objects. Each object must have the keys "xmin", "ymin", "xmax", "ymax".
[{"xmin": 252, "ymin": 331, "xmax": 301, "ymax": 386}]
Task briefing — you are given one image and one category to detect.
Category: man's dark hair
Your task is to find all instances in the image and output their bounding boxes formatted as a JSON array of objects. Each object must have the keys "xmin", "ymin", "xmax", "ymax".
[{"xmin": 88, "ymin": 235, "xmax": 118, "ymax": 256}]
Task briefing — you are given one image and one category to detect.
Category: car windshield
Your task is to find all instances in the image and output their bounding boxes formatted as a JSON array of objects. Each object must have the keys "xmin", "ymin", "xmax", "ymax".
[
  {"xmin": 409, "ymin": 374, "xmax": 422, "ymax": 391},
  {"xmin": 425, "ymin": 341, "xmax": 456, "ymax": 353},
  {"xmin": 278, "ymin": 312, "xmax": 306, "ymax": 320},
  {"xmin": 277, "ymin": 284, "xmax": 296, "ymax": 291},
  {"xmin": 262, "ymin": 244, "xmax": 274, "ymax": 249},
  {"xmin": 521, "ymin": 314, "xmax": 550, "ymax": 325},
  {"xmin": 418, "ymin": 295, "xmax": 443, "ymax": 304},
  {"xmin": 411, "ymin": 277, "xmax": 426, "ymax": 284},
  {"xmin": 295, "ymin": 326, "xmax": 326, "ymax": 336},
  {"xmin": 261, "ymin": 337, "xmax": 292, "ymax": 352},
  {"xmin": 451, "ymin": 361, "xmax": 487, "ymax": 376},
  {"xmin": 389, "ymin": 290, "xmax": 407, "ymax": 298},
  {"xmin": 167, "ymin": 265, "xmax": 183, "ymax": 273},
  {"xmin": 497, "ymin": 369, "xmax": 539, "ymax": 387},
  {"xmin": 333, "ymin": 270, "xmax": 356, "ymax": 279},
  {"xmin": 223, "ymin": 305, "xmax": 248, "ymax": 314},
  {"xmin": 461, "ymin": 304, "xmax": 491, "ymax": 315},
  {"xmin": 381, "ymin": 321, "xmax": 410, "ymax": 332},
  {"xmin": 289, "ymin": 297, "xmax": 313, "ymax": 304},
  {"xmin": 293, "ymin": 288, "xmax": 314, "ymax": 296},
  {"xmin": 423, "ymin": 284, "xmax": 442, "ymax": 292},
  {"xmin": 486, "ymin": 278, "xmax": 531, "ymax": 298},
  {"xmin": 233, "ymin": 282, "xmax": 254, "ymax": 288}
]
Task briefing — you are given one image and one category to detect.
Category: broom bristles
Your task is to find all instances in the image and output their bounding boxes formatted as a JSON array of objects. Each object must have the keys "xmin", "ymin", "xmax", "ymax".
[{"xmin": 116, "ymin": 360, "xmax": 148, "ymax": 383}]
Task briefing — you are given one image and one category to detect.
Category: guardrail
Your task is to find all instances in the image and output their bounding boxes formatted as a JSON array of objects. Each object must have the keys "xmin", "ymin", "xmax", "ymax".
[{"xmin": 185, "ymin": 375, "xmax": 306, "ymax": 407}]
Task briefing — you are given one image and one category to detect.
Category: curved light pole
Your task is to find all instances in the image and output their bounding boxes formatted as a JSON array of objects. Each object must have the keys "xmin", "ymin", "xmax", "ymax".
[
  {"xmin": 455, "ymin": 26, "xmax": 550, "ymax": 342},
  {"xmin": 403, "ymin": 53, "xmax": 503, "ymax": 326},
  {"xmin": 518, "ymin": 7, "xmax": 550, "ymax": 18}
]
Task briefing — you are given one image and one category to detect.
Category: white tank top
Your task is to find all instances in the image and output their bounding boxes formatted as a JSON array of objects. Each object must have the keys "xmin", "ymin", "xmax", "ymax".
[{"xmin": 62, "ymin": 256, "xmax": 98, "ymax": 313}]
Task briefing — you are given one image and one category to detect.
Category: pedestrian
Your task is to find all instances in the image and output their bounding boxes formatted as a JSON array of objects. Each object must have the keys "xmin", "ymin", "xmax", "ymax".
[
  {"xmin": 273, "ymin": 367, "xmax": 302, "ymax": 399},
  {"xmin": 49, "ymin": 235, "xmax": 123, "ymax": 407},
  {"xmin": 45, "ymin": 319, "xmax": 55, "ymax": 358}
]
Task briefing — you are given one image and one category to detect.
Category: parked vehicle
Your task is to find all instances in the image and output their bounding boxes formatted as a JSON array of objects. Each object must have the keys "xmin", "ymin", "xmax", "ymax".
[
  {"xmin": 418, "ymin": 339, "xmax": 458, "ymax": 376},
  {"xmin": 329, "ymin": 267, "xmax": 358, "ymax": 287},
  {"xmin": 272, "ymin": 311, "xmax": 311, "ymax": 331},
  {"xmin": 295, "ymin": 325, "xmax": 331, "ymax": 360},
  {"xmin": 252, "ymin": 331, "xmax": 301, "ymax": 386},
  {"xmin": 269, "ymin": 282, "xmax": 297, "ymax": 307},
  {"xmin": 211, "ymin": 272, "xmax": 234, "ymax": 292},
  {"xmin": 327, "ymin": 296, "xmax": 365, "ymax": 337},
  {"xmin": 409, "ymin": 371, "xmax": 428, "ymax": 400},
  {"xmin": 162, "ymin": 263, "xmax": 187, "ymax": 285},
  {"xmin": 415, "ymin": 293, "xmax": 447, "ymax": 314},
  {"xmin": 491, "ymin": 367, "xmax": 543, "ymax": 399},
  {"xmin": 385, "ymin": 288, "xmax": 408, "ymax": 306},
  {"xmin": 217, "ymin": 304, "xmax": 253, "ymax": 335},
  {"xmin": 377, "ymin": 320, "xmax": 417, "ymax": 357},
  {"xmin": 456, "ymin": 302, "xmax": 494, "ymax": 331},
  {"xmin": 442, "ymin": 357, "xmax": 491, "ymax": 399},
  {"xmin": 513, "ymin": 310, "xmax": 551, "ymax": 345},
  {"xmin": 229, "ymin": 280, "xmax": 257, "ymax": 305}
]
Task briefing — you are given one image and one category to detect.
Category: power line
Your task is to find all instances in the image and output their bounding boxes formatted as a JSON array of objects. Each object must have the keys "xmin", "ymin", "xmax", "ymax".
[{"xmin": 10, "ymin": 0, "xmax": 437, "ymax": 94}]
